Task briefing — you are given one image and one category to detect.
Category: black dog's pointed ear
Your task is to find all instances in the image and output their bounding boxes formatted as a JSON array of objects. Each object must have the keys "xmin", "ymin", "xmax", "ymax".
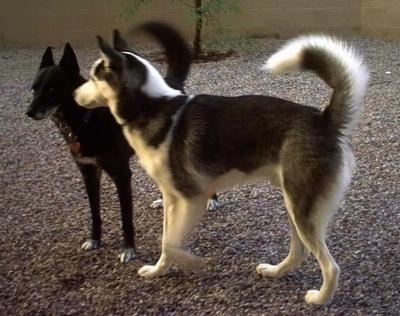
[
  {"xmin": 97, "ymin": 36, "xmax": 125, "ymax": 70},
  {"xmin": 40, "ymin": 47, "xmax": 55, "ymax": 69},
  {"xmin": 113, "ymin": 29, "xmax": 131, "ymax": 52},
  {"xmin": 59, "ymin": 42, "xmax": 80, "ymax": 75}
]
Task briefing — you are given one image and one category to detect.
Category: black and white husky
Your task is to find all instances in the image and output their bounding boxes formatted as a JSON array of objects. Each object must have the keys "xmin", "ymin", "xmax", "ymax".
[{"xmin": 74, "ymin": 26, "xmax": 368, "ymax": 305}]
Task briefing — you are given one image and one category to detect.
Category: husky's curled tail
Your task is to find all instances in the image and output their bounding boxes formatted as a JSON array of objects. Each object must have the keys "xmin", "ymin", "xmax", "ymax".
[{"xmin": 265, "ymin": 35, "xmax": 369, "ymax": 138}]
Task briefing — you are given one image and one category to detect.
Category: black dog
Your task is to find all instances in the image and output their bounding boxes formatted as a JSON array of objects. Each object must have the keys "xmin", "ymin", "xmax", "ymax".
[{"xmin": 26, "ymin": 22, "xmax": 219, "ymax": 262}]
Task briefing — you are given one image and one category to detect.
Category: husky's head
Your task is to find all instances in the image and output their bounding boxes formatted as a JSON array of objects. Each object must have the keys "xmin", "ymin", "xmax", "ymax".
[
  {"xmin": 74, "ymin": 30, "xmax": 182, "ymax": 125},
  {"xmin": 26, "ymin": 43, "xmax": 82, "ymax": 120}
]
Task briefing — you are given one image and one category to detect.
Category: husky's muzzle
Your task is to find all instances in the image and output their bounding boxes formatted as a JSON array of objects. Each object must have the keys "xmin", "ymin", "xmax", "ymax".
[{"xmin": 73, "ymin": 81, "xmax": 101, "ymax": 109}]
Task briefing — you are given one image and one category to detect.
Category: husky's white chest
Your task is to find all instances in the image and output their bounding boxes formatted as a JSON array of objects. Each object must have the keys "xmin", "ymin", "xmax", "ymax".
[{"xmin": 123, "ymin": 128, "xmax": 170, "ymax": 180}]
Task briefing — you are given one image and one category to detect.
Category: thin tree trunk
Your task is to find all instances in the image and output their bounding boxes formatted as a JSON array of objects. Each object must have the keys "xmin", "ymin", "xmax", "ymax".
[{"xmin": 193, "ymin": 0, "xmax": 202, "ymax": 59}]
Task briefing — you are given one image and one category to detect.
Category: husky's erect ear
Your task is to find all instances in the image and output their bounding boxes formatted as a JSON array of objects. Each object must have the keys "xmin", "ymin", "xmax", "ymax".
[
  {"xmin": 40, "ymin": 47, "xmax": 55, "ymax": 69},
  {"xmin": 59, "ymin": 42, "xmax": 80, "ymax": 75},
  {"xmin": 113, "ymin": 29, "xmax": 131, "ymax": 52},
  {"xmin": 97, "ymin": 36, "xmax": 125, "ymax": 71}
]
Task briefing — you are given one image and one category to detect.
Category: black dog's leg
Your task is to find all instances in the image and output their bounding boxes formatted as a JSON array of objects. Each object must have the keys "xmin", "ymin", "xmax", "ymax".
[
  {"xmin": 78, "ymin": 163, "xmax": 102, "ymax": 251},
  {"xmin": 102, "ymin": 159, "xmax": 136, "ymax": 263}
]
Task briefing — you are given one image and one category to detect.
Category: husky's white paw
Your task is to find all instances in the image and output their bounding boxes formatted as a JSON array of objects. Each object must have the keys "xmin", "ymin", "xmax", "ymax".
[
  {"xmin": 119, "ymin": 247, "xmax": 137, "ymax": 263},
  {"xmin": 256, "ymin": 263, "xmax": 286, "ymax": 278},
  {"xmin": 81, "ymin": 239, "xmax": 100, "ymax": 251},
  {"xmin": 138, "ymin": 265, "xmax": 167, "ymax": 279},
  {"xmin": 305, "ymin": 290, "xmax": 332, "ymax": 305},
  {"xmin": 207, "ymin": 199, "xmax": 220, "ymax": 211},
  {"xmin": 150, "ymin": 199, "xmax": 163, "ymax": 209}
]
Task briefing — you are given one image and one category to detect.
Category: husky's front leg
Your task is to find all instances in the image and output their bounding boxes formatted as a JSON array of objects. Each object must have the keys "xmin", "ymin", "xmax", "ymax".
[
  {"xmin": 138, "ymin": 194, "xmax": 207, "ymax": 278},
  {"xmin": 138, "ymin": 193, "xmax": 176, "ymax": 278}
]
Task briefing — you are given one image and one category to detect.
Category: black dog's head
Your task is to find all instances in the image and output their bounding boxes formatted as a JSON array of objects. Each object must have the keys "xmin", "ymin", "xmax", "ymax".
[{"xmin": 26, "ymin": 43, "xmax": 84, "ymax": 120}]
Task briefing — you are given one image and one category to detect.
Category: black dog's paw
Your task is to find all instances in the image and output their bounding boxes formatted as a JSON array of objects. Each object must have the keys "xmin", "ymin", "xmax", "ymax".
[
  {"xmin": 119, "ymin": 247, "xmax": 137, "ymax": 263},
  {"xmin": 207, "ymin": 198, "xmax": 220, "ymax": 211},
  {"xmin": 81, "ymin": 239, "xmax": 101, "ymax": 251},
  {"xmin": 150, "ymin": 198, "xmax": 163, "ymax": 209}
]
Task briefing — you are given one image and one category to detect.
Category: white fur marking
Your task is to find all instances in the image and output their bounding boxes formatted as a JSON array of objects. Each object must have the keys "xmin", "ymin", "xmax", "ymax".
[
  {"xmin": 75, "ymin": 156, "xmax": 97, "ymax": 165},
  {"xmin": 122, "ymin": 51, "xmax": 183, "ymax": 99}
]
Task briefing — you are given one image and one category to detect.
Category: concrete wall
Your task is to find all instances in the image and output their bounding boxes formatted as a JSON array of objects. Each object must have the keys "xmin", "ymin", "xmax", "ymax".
[
  {"xmin": 0, "ymin": 0, "xmax": 193, "ymax": 45},
  {"xmin": 218, "ymin": 0, "xmax": 362, "ymax": 40},
  {"xmin": 0, "ymin": 0, "xmax": 398, "ymax": 46},
  {"xmin": 362, "ymin": 0, "xmax": 400, "ymax": 40}
]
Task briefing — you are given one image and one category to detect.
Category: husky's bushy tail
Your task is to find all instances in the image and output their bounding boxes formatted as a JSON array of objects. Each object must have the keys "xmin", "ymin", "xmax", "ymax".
[{"xmin": 264, "ymin": 35, "xmax": 369, "ymax": 137}]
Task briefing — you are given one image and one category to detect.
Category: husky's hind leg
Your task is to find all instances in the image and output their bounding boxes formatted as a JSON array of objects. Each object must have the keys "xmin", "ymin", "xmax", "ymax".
[
  {"xmin": 285, "ymin": 189, "xmax": 340, "ymax": 305},
  {"xmin": 296, "ymin": 218, "xmax": 340, "ymax": 305},
  {"xmin": 256, "ymin": 211, "xmax": 309, "ymax": 278}
]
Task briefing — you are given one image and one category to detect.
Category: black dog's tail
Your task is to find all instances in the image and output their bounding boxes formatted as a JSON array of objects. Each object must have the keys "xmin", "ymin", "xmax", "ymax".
[
  {"xmin": 134, "ymin": 21, "xmax": 193, "ymax": 90},
  {"xmin": 264, "ymin": 35, "xmax": 369, "ymax": 138}
]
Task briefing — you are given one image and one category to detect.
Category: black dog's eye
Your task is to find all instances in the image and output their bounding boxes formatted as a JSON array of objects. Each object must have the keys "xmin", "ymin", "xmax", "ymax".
[{"xmin": 44, "ymin": 87, "xmax": 54, "ymax": 95}]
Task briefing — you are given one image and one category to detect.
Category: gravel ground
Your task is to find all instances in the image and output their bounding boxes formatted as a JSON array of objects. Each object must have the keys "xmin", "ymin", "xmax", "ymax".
[{"xmin": 0, "ymin": 35, "xmax": 399, "ymax": 315}]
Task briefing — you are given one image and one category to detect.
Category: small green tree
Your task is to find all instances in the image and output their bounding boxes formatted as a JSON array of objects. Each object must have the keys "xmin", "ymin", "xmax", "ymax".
[{"xmin": 121, "ymin": 0, "xmax": 241, "ymax": 59}]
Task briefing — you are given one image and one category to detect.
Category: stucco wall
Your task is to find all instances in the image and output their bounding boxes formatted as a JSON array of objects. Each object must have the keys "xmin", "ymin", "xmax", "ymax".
[
  {"xmin": 362, "ymin": 0, "xmax": 400, "ymax": 40},
  {"xmin": 0, "ymin": 0, "xmax": 398, "ymax": 46},
  {"xmin": 218, "ymin": 0, "xmax": 362, "ymax": 39}
]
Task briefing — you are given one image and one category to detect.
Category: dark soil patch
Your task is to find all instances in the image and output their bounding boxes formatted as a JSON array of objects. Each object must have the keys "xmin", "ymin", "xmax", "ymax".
[
  {"xmin": 148, "ymin": 49, "xmax": 235, "ymax": 64},
  {"xmin": 194, "ymin": 49, "xmax": 236, "ymax": 63}
]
